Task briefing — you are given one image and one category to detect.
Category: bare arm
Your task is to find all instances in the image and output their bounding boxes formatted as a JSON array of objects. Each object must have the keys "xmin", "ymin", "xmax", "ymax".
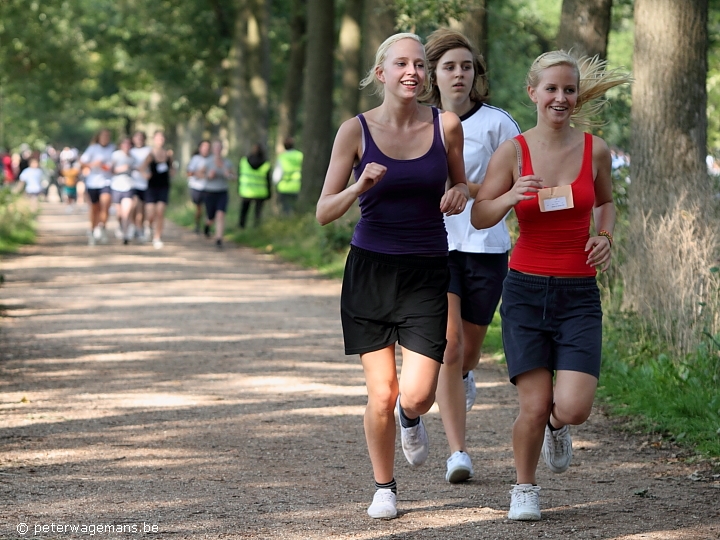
[
  {"xmin": 471, "ymin": 140, "xmax": 544, "ymax": 230},
  {"xmin": 586, "ymin": 136, "xmax": 615, "ymax": 272},
  {"xmin": 439, "ymin": 110, "xmax": 469, "ymax": 215},
  {"xmin": 316, "ymin": 119, "xmax": 386, "ymax": 226}
]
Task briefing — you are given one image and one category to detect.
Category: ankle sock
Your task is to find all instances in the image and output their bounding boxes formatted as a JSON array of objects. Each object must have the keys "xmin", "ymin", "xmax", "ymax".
[
  {"xmin": 462, "ymin": 372, "xmax": 468, "ymax": 380},
  {"xmin": 548, "ymin": 419, "xmax": 561, "ymax": 432},
  {"xmin": 375, "ymin": 478, "xmax": 397, "ymax": 494},
  {"xmin": 397, "ymin": 399, "xmax": 419, "ymax": 428}
]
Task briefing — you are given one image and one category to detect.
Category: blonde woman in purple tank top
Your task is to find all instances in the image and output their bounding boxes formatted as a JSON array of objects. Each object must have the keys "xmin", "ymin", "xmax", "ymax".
[{"xmin": 316, "ymin": 33, "xmax": 469, "ymax": 520}]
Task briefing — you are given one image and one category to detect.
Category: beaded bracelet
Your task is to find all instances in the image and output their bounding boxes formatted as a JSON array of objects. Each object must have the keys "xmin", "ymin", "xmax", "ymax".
[{"xmin": 598, "ymin": 230, "xmax": 613, "ymax": 247}]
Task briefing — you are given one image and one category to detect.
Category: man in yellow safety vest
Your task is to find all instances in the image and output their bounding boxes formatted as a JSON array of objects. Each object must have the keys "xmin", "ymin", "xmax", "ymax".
[
  {"xmin": 272, "ymin": 137, "xmax": 303, "ymax": 215},
  {"xmin": 238, "ymin": 143, "xmax": 271, "ymax": 228}
]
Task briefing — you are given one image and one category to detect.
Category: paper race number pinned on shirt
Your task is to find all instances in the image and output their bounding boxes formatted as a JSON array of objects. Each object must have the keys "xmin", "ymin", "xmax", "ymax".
[
  {"xmin": 156, "ymin": 162, "xmax": 169, "ymax": 174},
  {"xmin": 538, "ymin": 185, "xmax": 574, "ymax": 212}
]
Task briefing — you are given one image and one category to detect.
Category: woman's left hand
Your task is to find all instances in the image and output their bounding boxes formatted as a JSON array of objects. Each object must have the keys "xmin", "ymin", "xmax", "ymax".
[
  {"xmin": 440, "ymin": 186, "xmax": 468, "ymax": 216},
  {"xmin": 586, "ymin": 236, "xmax": 612, "ymax": 272}
]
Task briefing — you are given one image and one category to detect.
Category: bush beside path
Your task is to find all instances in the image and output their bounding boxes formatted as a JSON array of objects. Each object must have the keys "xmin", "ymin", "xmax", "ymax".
[{"xmin": 1, "ymin": 204, "xmax": 719, "ymax": 539}]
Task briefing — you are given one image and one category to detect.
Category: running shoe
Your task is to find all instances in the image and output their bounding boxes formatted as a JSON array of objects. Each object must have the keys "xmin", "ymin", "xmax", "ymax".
[
  {"xmin": 216, "ymin": 239, "xmax": 223, "ymax": 249},
  {"xmin": 204, "ymin": 224, "xmax": 211, "ymax": 238},
  {"xmin": 367, "ymin": 489, "xmax": 397, "ymax": 519},
  {"xmin": 541, "ymin": 424, "xmax": 573, "ymax": 473},
  {"xmin": 508, "ymin": 484, "xmax": 541, "ymax": 521},
  {"xmin": 397, "ymin": 396, "xmax": 429, "ymax": 466},
  {"xmin": 445, "ymin": 451, "xmax": 473, "ymax": 483},
  {"xmin": 153, "ymin": 239, "xmax": 164, "ymax": 250},
  {"xmin": 464, "ymin": 370, "xmax": 477, "ymax": 412},
  {"xmin": 114, "ymin": 227, "xmax": 123, "ymax": 240},
  {"xmin": 99, "ymin": 227, "xmax": 109, "ymax": 244},
  {"xmin": 92, "ymin": 226, "xmax": 102, "ymax": 241}
]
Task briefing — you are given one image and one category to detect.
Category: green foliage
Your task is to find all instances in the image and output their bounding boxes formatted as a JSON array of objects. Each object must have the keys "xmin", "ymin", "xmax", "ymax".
[
  {"xmin": 394, "ymin": 0, "xmax": 469, "ymax": 34},
  {"xmin": 600, "ymin": 311, "xmax": 720, "ymax": 457},
  {"xmin": 0, "ymin": 188, "xmax": 36, "ymax": 252}
]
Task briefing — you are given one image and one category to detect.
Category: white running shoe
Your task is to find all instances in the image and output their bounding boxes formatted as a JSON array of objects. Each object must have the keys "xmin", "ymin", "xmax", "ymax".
[
  {"xmin": 541, "ymin": 424, "xmax": 573, "ymax": 473},
  {"xmin": 92, "ymin": 226, "xmax": 102, "ymax": 240},
  {"xmin": 127, "ymin": 224, "xmax": 135, "ymax": 238},
  {"xmin": 99, "ymin": 227, "xmax": 108, "ymax": 244},
  {"xmin": 367, "ymin": 488, "xmax": 397, "ymax": 519},
  {"xmin": 445, "ymin": 451, "xmax": 474, "ymax": 483},
  {"xmin": 153, "ymin": 239, "xmax": 164, "ymax": 250},
  {"xmin": 397, "ymin": 395, "xmax": 429, "ymax": 467},
  {"xmin": 508, "ymin": 484, "xmax": 541, "ymax": 520},
  {"xmin": 464, "ymin": 370, "xmax": 477, "ymax": 412},
  {"xmin": 114, "ymin": 227, "xmax": 123, "ymax": 240}
]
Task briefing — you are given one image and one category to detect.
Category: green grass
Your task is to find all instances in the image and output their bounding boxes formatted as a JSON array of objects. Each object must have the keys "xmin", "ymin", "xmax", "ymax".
[
  {"xmin": 0, "ymin": 188, "xmax": 36, "ymax": 253},
  {"xmin": 599, "ymin": 311, "xmax": 720, "ymax": 457}
]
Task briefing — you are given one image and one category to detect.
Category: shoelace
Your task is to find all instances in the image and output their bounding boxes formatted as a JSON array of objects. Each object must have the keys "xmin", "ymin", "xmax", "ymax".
[
  {"xmin": 374, "ymin": 491, "xmax": 395, "ymax": 504},
  {"xmin": 553, "ymin": 430, "xmax": 570, "ymax": 455},
  {"xmin": 512, "ymin": 487, "xmax": 539, "ymax": 507}
]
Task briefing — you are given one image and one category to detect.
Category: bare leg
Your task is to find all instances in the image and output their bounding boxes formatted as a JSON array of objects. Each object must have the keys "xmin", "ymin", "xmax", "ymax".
[
  {"xmin": 98, "ymin": 192, "xmax": 112, "ymax": 228},
  {"xmin": 461, "ymin": 322, "xmax": 489, "ymax": 375},
  {"xmin": 214, "ymin": 210, "xmax": 225, "ymax": 241},
  {"xmin": 437, "ymin": 293, "xmax": 467, "ymax": 453},
  {"xmin": 550, "ymin": 371, "xmax": 598, "ymax": 428},
  {"xmin": 513, "ymin": 368, "xmax": 553, "ymax": 485},
  {"xmin": 153, "ymin": 202, "xmax": 166, "ymax": 241}
]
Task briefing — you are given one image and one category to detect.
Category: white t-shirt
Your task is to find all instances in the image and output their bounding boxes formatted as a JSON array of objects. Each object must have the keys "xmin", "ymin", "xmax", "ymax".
[
  {"xmin": 186, "ymin": 154, "xmax": 208, "ymax": 191},
  {"xmin": 19, "ymin": 167, "xmax": 44, "ymax": 194},
  {"xmin": 130, "ymin": 146, "xmax": 152, "ymax": 190},
  {"xmin": 80, "ymin": 143, "xmax": 115, "ymax": 189},
  {"xmin": 445, "ymin": 103, "xmax": 521, "ymax": 253},
  {"xmin": 110, "ymin": 150, "xmax": 136, "ymax": 192}
]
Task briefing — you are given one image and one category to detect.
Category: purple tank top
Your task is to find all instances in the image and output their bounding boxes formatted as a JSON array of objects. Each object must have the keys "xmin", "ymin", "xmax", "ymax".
[{"xmin": 351, "ymin": 107, "xmax": 449, "ymax": 256}]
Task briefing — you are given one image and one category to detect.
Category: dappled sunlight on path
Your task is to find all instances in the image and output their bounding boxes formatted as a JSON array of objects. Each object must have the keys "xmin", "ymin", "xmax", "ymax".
[{"xmin": 1, "ymin": 203, "xmax": 718, "ymax": 539}]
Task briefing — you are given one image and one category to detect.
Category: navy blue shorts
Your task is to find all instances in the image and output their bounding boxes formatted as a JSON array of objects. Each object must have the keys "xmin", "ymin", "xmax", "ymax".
[
  {"xmin": 205, "ymin": 190, "xmax": 228, "ymax": 220},
  {"xmin": 146, "ymin": 187, "xmax": 169, "ymax": 204},
  {"xmin": 87, "ymin": 186, "xmax": 111, "ymax": 204},
  {"xmin": 448, "ymin": 251, "xmax": 508, "ymax": 326},
  {"xmin": 132, "ymin": 188, "xmax": 146, "ymax": 202},
  {"xmin": 500, "ymin": 270, "xmax": 602, "ymax": 384},
  {"xmin": 112, "ymin": 189, "xmax": 133, "ymax": 204},
  {"xmin": 190, "ymin": 188, "xmax": 206, "ymax": 206},
  {"xmin": 341, "ymin": 245, "xmax": 450, "ymax": 363}
]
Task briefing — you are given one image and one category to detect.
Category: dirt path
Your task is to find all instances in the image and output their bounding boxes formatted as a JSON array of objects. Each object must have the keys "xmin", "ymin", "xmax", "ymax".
[{"xmin": 1, "ymin": 204, "xmax": 718, "ymax": 540}]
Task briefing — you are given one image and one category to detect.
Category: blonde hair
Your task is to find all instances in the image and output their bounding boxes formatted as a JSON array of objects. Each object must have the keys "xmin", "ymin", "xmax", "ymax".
[
  {"xmin": 359, "ymin": 33, "xmax": 426, "ymax": 99},
  {"xmin": 421, "ymin": 28, "xmax": 488, "ymax": 106},
  {"xmin": 527, "ymin": 50, "xmax": 632, "ymax": 127}
]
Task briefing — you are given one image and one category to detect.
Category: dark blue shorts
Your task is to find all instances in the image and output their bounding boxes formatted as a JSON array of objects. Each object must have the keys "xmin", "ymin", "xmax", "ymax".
[
  {"xmin": 190, "ymin": 188, "xmax": 205, "ymax": 206},
  {"xmin": 132, "ymin": 188, "xmax": 146, "ymax": 202},
  {"xmin": 87, "ymin": 186, "xmax": 111, "ymax": 204},
  {"xmin": 146, "ymin": 187, "xmax": 169, "ymax": 204},
  {"xmin": 341, "ymin": 245, "xmax": 450, "ymax": 363},
  {"xmin": 112, "ymin": 189, "xmax": 133, "ymax": 204},
  {"xmin": 205, "ymin": 190, "xmax": 228, "ymax": 220},
  {"xmin": 448, "ymin": 251, "xmax": 508, "ymax": 326},
  {"xmin": 500, "ymin": 270, "xmax": 602, "ymax": 384}
]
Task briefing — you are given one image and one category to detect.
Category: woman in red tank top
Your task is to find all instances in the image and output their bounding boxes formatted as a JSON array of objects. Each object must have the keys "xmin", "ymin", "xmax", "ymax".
[{"xmin": 472, "ymin": 51, "xmax": 631, "ymax": 521}]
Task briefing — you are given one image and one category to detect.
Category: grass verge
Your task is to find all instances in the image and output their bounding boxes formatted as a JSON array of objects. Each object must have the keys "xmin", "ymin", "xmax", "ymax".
[{"xmin": 0, "ymin": 188, "xmax": 36, "ymax": 253}]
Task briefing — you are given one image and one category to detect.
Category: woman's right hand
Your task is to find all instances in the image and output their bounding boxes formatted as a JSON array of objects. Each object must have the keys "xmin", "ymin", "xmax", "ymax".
[
  {"xmin": 508, "ymin": 175, "xmax": 544, "ymax": 205},
  {"xmin": 354, "ymin": 162, "xmax": 387, "ymax": 195}
]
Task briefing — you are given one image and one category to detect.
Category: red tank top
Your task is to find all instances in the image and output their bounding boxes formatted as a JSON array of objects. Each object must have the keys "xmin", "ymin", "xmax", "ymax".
[{"xmin": 509, "ymin": 132, "xmax": 597, "ymax": 277}]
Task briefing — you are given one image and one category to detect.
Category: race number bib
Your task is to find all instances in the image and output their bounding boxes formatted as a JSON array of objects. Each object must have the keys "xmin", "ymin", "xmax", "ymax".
[{"xmin": 538, "ymin": 185, "xmax": 574, "ymax": 212}]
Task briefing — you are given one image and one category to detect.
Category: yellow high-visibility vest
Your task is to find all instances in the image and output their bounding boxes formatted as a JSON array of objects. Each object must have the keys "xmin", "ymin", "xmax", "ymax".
[{"xmin": 238, "ymin": 158, "xmax": 270, "ymax": 199}]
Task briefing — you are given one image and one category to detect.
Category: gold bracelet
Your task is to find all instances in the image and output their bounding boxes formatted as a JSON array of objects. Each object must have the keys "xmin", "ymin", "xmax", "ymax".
[{"xmin": 598, "ymin": 230, "xmax": 613, "ymax": 247}]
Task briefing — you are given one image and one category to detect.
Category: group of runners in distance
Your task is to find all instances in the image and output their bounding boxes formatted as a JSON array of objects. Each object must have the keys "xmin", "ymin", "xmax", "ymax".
[{"xmin": 317, "ymin": 29, "xmax": 631, "ymax": 521}]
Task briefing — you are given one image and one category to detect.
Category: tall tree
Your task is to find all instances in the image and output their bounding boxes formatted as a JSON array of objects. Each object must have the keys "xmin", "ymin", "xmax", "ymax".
[
  {"xmin": 449, "ymin": 0, "xmax": 489, "ymax": 81},
  {"xmin": 556, "ymin": 0, "xmax": 613, "ymax": 60},
  {"xmin": 359, "ymin": 0, "xmax": 396, "ymax": 111},
  {"xmin": 630, "ymin": 0, "xmax": 709, "ymax": 212},
  {"xmin": 298, "ymin": 0, "xmax": 335, "ymax": 210},
  {"xmin": 228, "ymin": 0, "xmax": 271, "ymax": 157},
  {"xmin": 338, "ymin": 0, "xmax": 364, "ymax": 122},
  {"xmin": 275, "ymin": 0, "xmax": 307, "ymax": 154}
]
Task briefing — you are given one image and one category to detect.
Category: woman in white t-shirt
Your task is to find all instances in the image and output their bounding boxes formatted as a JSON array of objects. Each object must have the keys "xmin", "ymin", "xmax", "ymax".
[
  {"xmin": 111, "ymin": 137, "xmax": 136, "ymax": 244},
  {"xmin": 19, "ymin": 157, "xmax": 44, "ymax": 211},
  {"xmin": 80, "ymin": 129, "xmax": 115, "ymax": 245},
  {"xmin": 422, "ymin": 28, "xmax": 521, "ymax": 484},
  {"xmin": 186, "ymin": 140, "xmax": 210, "ymax": 235}
]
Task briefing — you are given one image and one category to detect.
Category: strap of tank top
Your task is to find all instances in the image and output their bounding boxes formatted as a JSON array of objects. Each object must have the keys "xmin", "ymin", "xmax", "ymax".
[
  {"xmin": 581, "ymin": 132, "xmax": 593, "ymax": 179},
  {"xmin": 515, "ymin": 135, "xmax": 533, "ymax": 176},
  {"xmin": 356, "ymin": 114, "xmax": 371, "ymax": 159},
  {"xmin": 433, "ymin": 107, "xmax": 446, "ymax": 150}
]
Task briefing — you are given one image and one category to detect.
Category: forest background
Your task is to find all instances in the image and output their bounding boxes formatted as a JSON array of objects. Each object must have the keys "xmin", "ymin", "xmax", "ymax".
[{"xmin": 1, "ymin": 0, "xmax": 720, "ymax": 460}]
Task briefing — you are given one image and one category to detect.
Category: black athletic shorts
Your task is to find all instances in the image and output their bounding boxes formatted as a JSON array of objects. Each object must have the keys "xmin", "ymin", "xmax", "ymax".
[
  {"xmin": 190, "ymin": 188, "xmax": 205, "ymax": 206},
  {"xmin": 341, "ymin": 245, "xmax": 450, "ymax": 363},
  {"xmin": 500, "ymin": 269, "xmax": 602, "ymax": 384},
  {"xmin": 146, "ymin": 187, "xmax": 169, "ymax": 204},
  {"xmin": 132, "ymin": 188, "xmax": 146, "ymax": 202},
  {"xmin": 448, "ymin": 251, "xmax": 508, "ymax": 326},
  {"xmin": 87, "ymin": 186, "xmax": 111, "ymax": 204},
  {"xmin": 205, "ymin": 190, "xmax": 228, "ymax": 220}
]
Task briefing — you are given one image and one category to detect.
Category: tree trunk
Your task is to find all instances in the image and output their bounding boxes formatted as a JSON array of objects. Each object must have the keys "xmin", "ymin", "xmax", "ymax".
[
  {"xmin": 275, "ymin": 0, "xmax": 307, "ymax": 154},
  {"xmin": 297, "ymin": 0, "xmax": 335, "ymax": 211},
  {"xmin": 176, "ymin": 113, "xmax": 205, "ymax": 172},
  {"xmin": 358, "ymin": 0, "xmax": 395, "ymax": 111},
  {"xmin": 449, "ymin": 0, "xmax": 488, "ymax": 67},
  {"xmin": 228, "ymin": 0, "xmax": 270, "ymax": 158},
  {"xmin": 338, "ymin": 0, "xmax": 364, "ymax": 122},
  {"xmin": 556, "ymin": 0, "xmax": 612, "ymax": 60},
  {"xmin": 630, "ymin": 0, "xmax": 709, "ymax": 212}
]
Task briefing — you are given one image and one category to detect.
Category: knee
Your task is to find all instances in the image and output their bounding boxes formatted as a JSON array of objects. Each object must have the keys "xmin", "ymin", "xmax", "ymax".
[
  {"xmin": 553, "ymin": 402, "xmax": 592, "ymax": 426},
  {"xmin": 400, "ymin": 390, "xmax": 435, "ymax": 416},
  {"xmin": 367, "ymin": 385, "xmax": 398, "ymax": 416},
  {"xmin": 520, "ymin": 398, "xmax": 553, "ymax": 427},
  {"xmin": 443, "ymin": 329, "xmax": 463, "ymax": 368}
]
